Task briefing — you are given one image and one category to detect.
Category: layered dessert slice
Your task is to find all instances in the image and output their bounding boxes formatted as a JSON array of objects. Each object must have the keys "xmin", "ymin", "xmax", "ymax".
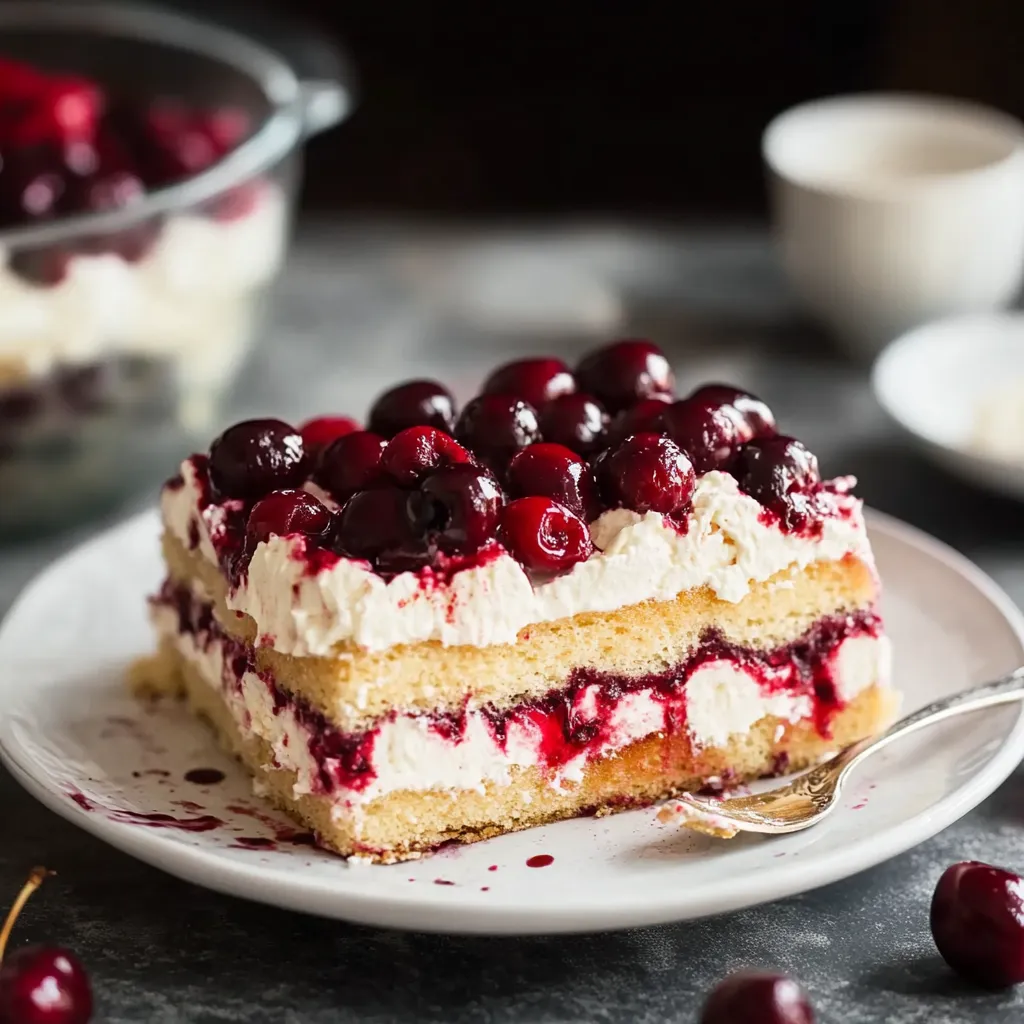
[{"xmin": 133, "ymin": 340, "xmax": 896, "ymax": 862}]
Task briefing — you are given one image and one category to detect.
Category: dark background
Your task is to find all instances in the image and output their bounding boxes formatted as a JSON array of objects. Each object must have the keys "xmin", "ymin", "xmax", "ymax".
[{"xmin": 178, "ymin": 0, "xmax": 1024, "ymax": 219}]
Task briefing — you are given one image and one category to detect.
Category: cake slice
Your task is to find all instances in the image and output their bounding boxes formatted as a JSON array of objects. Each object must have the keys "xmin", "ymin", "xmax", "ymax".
[{"xmin": 133, "ymin": 340, "xmax": 896, "ymax": 862}]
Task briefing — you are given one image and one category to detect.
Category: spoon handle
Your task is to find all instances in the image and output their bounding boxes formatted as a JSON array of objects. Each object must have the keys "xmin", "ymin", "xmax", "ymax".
[{"xmin": 840, "ymin": 665, "xmax": 1024, "ymax": 774}]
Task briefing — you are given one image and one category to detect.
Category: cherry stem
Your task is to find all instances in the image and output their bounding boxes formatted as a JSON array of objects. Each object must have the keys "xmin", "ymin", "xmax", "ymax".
[{"xmin": 0, "ymin": 867, "xmax": 53, "ymax": 964}]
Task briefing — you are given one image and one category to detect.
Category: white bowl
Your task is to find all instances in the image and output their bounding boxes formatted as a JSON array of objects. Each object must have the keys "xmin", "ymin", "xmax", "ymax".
[{"xmin": 872, "ymin": 312, "xmax": 1024, "ymax": 499}]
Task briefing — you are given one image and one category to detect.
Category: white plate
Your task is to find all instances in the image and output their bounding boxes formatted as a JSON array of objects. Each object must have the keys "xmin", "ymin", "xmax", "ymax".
[
  {"xmin": 872, "ymin": 312, "xmax": 1024, "ymax": 500},
  {"xmin": 1, "ymin": 510, "xmax": 1023, "ymax": 935}
]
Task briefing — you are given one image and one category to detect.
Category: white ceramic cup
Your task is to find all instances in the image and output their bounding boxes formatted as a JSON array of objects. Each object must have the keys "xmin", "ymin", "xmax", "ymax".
[{"xmin": 763, "ymin": 94, "xmax": 1024, "ymax": 359}]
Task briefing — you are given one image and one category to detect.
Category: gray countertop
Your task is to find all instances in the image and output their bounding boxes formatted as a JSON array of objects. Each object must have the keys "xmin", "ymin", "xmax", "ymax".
[{"xmin": 2, "ymin": 223, "xmax": 1024, "ymax": 1023}]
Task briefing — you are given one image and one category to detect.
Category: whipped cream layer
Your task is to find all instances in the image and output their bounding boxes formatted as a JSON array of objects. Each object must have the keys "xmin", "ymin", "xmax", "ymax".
[
  {"xmin": 163, "ymin": 458, "xmax": 874, "ymax": 655},
  {"xmin": 152, "ymin": 599, "xmax": 891, "ymax": 810},
  {"xmin": 0, "ymin": 185, "xmax": 286, "ymax": 383}
]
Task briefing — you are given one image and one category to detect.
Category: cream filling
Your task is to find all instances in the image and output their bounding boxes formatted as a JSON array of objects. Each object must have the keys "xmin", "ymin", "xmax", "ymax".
[
  {"xmin": 153, "ymin": 606, "xmax": 890, "ymax": 811},
  {"xmin": 162, "ymin": 460, "xmax": 874, "ymax": 656}
]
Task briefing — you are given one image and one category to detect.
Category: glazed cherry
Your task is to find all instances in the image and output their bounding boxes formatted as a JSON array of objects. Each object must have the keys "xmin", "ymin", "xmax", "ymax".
[
  {"xmin": 731, "ymin": 436, "xmax": 820, "ymax": 523},
  {"xmin": 690, "ymin": 384, "xmax": 776, "ymax": 438},
  {"xmin": 506, "ymin": 443, "xmax": 600, "ymax": 522},
  {"xmin": 208, "ymin": 418, "xmax": 307, "ymax": 500},
  {"xmin": 597, "ymin": 432, "xmax": 696, "ymax": 517},
  {"xmin": 482, "ymin": 358, "xmax": 575, "ymax": 410},
  {"xmin": 930, "ymin": 861, "xmax": 1024, "ymax": 988},
  {"xmin": 299, "ymin": 416, "xmax": 360, "ymax": 454},
  {"xmin": 0, "ymin": 867, "xmax": 93, "ymax": 1024},
  {"xmin": 575, "ymin": 339, "xmax": 674, "ymax": 414},
  {"xmin": 141, "ymin": 102, "xmax": 249, "ymax": 184},
  {"xmin": 539, "ymin": 392, "xmax": 608, "ymax": 457},
  {"xmin": 454, "ymin": 394, "xmax": 541, "ymax": 472},
  {"xmin": 380, "ymin": 426, "xmax": 473, "ymax": 486},
  {"xmin": 314, "ymin": 431, "xmax": 388, "ymax": 502},
  {"xmin": 700, "ymin": 971, "xmax": 814, "ymax": 1024},
  {"xmin": 658, "ymin": 396, "xmax": 749, "ymax": 473},
  {"xmin": 368, "ymin": 380, "xmax": 456, "ymax": 438},
  {"xmin": 246, "ymin": 490, "xmax": 333, "ymax": 545},
  {"xmin": 409, "ymin": 464, "xmax": 505, "ymax": 555},
  {"xmin": 335, "ymin": 487, "xmax": 416, "ymax": 562},
  {"xmin": 500, "ymin": 497, "xmax": 593, "ymax": 574},
  {"xmin": 607, "ymin": 394, "xmax": 672, "ymax": 447}
]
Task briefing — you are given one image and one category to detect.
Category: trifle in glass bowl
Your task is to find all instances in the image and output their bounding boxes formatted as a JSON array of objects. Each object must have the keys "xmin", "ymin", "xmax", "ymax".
[{"xmin": 0, "ymin": 2, "xmax": 351, "ymax": 535}]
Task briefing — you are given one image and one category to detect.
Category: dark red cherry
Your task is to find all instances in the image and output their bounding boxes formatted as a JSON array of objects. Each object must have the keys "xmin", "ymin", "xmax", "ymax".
[
  {"xmin": 658, "ymin": 397, "xmax": 748, "ymax": 473},
  {"xmin": 931, "ymin": 861, "xmax": 1024, "ymax": 988},
  {"xmin": 409, "ymin": 465, "xmax": 504, "ymax": 555},
  {"xmin": 454, "ymin": 394, "xmax": 541, "ymax": 472},
  {"xmin": 335, "ymin": 487, "xmax": 416, "ymax": 562},
  {"xmin": 700, "ymin": 971, "xmax": 814, "ymax": 1024},
  {"xmin": 506, "ymin": 443, "xmax": 600, "ymax": 522},
  {"xmin": 246, "ymin": 490, "xmax": 333, "ymax": 545},
  {"xmin": 483, "ymin": 357, "xmax": 575, "ymax": 409},
  {"xmin": 597, "ymin": 432, "xmax": 696, "ymax": 517},
  {"xmin": 368, "ymin": 380, "xmax": 455, "ymax": 438},
  {"xmin": 208, "ymin": 418, "xmax": 307, "ymax": 500},
  {"xmin": 314, "ymin": 431, "xmax": 387, "ymax": 502},
  {"xmin": 380, "ymin": 426, "xmax": 473, "ymax": 486},
  {"xmin": 299, "ymin": 415, "xmax": 360, "ymax": 454},
  {"xmin": 607, "ymin": 394, "xmax": 672, "ymax": 447},
  {"xmin": 575, "ymin": 339, "xmax": 674, "ymax": 414},
  {"xmin": 500, "ymin": 497, "xmax": 593, "ymax": 574},
  {"xmin": 690, "ymin": 384, "xmax": 776, "ymax": 437},
  {"xmin": 140, "ymin": 101, "xmax": 246, "ymax": 184},
  {"xmin": 539, "ymin": 392, "xmax": 608, "ymax": 456},
  {"xmin": 731, "ymin": 436, "xmax": 820, "ymax": 523}
]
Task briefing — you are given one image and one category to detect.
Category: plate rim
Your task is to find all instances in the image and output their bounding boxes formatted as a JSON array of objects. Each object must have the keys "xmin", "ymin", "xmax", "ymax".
[{"xmin": 2, "ymin": 507, "xmax": 1023, "ymax": 935}]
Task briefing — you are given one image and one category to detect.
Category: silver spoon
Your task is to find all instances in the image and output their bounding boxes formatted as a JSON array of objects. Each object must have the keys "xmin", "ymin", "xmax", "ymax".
[{"xmin": 659, "ymin": 667, "xmax": 1024, "ymax": 839}]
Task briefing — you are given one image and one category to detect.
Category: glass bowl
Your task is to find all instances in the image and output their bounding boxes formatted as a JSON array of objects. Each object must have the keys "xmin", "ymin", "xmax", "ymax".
[{"xmin": 0, "ymin": 2, "xmax": 352, "ymax": 537}]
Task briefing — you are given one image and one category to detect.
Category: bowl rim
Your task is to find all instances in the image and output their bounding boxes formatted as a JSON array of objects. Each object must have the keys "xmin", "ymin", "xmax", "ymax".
[{"xmin": 0, "ymin": 0, "xmax": 315, "ymax": 248}]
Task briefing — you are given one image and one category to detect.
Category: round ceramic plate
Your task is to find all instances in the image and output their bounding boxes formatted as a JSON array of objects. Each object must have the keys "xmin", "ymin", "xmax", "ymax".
[{"xmin": 1, "ymin": 509, "xmax": 1023, "ymax": 935}]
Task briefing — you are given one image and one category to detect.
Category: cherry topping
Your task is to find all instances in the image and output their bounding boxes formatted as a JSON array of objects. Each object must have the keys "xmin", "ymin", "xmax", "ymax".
[
  {"xmin": 0, "ymin": 867, "xmax": 93, "ymax": 1024},
  {"xmin": 506, "ymin": 443, "xmax": 600, "ymax": 522},
  {"xmin": 208, "ymin": 418, "xmax": 307, "ymax": 500},
  {"xmin": 607, "ymin": 394, "xmax": 672, "ymax": 447},
  {"xmin": 368, "ymin": 380, "xmax": 455, "ymax": 438},
  {"xmin": 575, "ymin": 339, "xmax": 674, "ymax": 414},
  {"xmin": 658, "ymin": 396, "xmax": 749, "ymax": 474},
  {"xmin": 380, "ymin": 426, "xmax": 473, "ymax": 486},
  {"xmin": 690, "ymin": 384, "xmax": 776, "ymax": 437},
  {"xmin": 454, "ymin": 394, "xmax": 541, "ymax": 472},
  {"xmin": 140, "ymin": 101, "xmax": 248, "ymax": 184},
  {"xmin": 931, "ymin": 861, "xmax": 1024, "ymax": 988},
  {"xmin": 246, "ymin": 490, "xmax": 333, "ymax": 545},
  {"xmin": 482, "ymin": 357, "xmax": 575, "ymax": 410},
  {"xmin": 409, "ymin": 465, "xmax": 504, "ymax": 555},
  {"xmin": 335, "ymin": 487, "xmax": 416, "ymax": 563},
  {"xmin": 500, "ymin": 497, "xmax": 593, "ymax": 574},
  {"xmin": 314, "ymin": 431, "xmax": 388, "ymax": 503},
  {"xmin": 539, "ymin": 392, "xmax": 608, "ymax": 457},
  {"xmin": 299, "ymin": 416, "xmax": 360, "ymax": 454},
  {"xmin": 597, "ymin": 432, "xmax": 696, "ymax": 517},
  {"xmin": 700, "ymin": 971, "xmax": 814, "ymax": 1024},
  {"xmin": 731, "ymin": 436, "xmax": 820, "ymax": 524}
]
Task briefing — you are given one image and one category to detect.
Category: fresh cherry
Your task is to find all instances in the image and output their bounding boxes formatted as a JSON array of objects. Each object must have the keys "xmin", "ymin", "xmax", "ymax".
[
  {"xmin": 658, "ymin": 396, "xmax": 749, "ymax": 473},
  {"xmin": 690, "ymin": 384, "xmax": 776, "ymax": 438},
  {"xmin": 314, "ymin": 431, "xmax": 388, "ymax": 502},
  {"xmin": 454, "ymin": 394, "xmax": 541, "ymax": 472},
  {"xmin": 368, "ymin": 380, "xmax": 455, "ymax": 438},
  {"xmin": 539, "ymin": 392, "xmax": 608, "ymax": 456},
  {"xmin": 700, "ymin": 971, "xmax": 814, "ymax": 1024},
  {"xmin": 299, "ymin": 415, "xmax": 360, "ymax": 454},
  {"xmin": 506, "ymin": 443, "xmax": 600, "ymax": 522},
  {"xmin": 597, "ymin": 432, "xmax": 696, "ymax": 517},
  {"xmin": 409, "ymin": 464, "xmax": 504, "ymax": 555},
  {"xmin": 482, "ymin": 357, "xmax": 575, "ymax": 410},
  {"xmin": 575, "ymin": 339, "xmax": 674, "ymax": 414},
  {"xmin": 500, "ymin": 497, "xmax": 593, "ymax": 574},
  {"xmin": 246, "ymin": 490, "xmax": 333, "ymax": 545},
  {"xmin": 731, "ymin": 436, "xmax": 820, "ymax": 524},
  {"xmin": 208, "ymin": 418, "xmax": 307, "ymax": 500},
  {"xmin": 0, "ymin": 866, "xmax": 93, "ymax": 1024},
  {"xmin": 140, "ymin": 101, "xmax": 247, "ymax": 184},
  {"xmin": 607, "ymin": 394, "xmax": 672, "ymax": 446},
  {"xmin": 930, "ymin": 861, "xmax": 1024, "ymax": 988},
  {"xmin": 335, "ymin": 487, "xmax": 416, "ymax": 563},
  {"xmin": 380, "ymin": 426, "xmax": 473, "ymax": 486}
]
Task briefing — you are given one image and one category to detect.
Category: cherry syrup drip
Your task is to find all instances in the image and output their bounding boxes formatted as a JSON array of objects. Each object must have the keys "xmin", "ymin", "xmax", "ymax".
[{"xmin": 526, "ymin": 854, "xmax": 554, "ymax": 868}]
